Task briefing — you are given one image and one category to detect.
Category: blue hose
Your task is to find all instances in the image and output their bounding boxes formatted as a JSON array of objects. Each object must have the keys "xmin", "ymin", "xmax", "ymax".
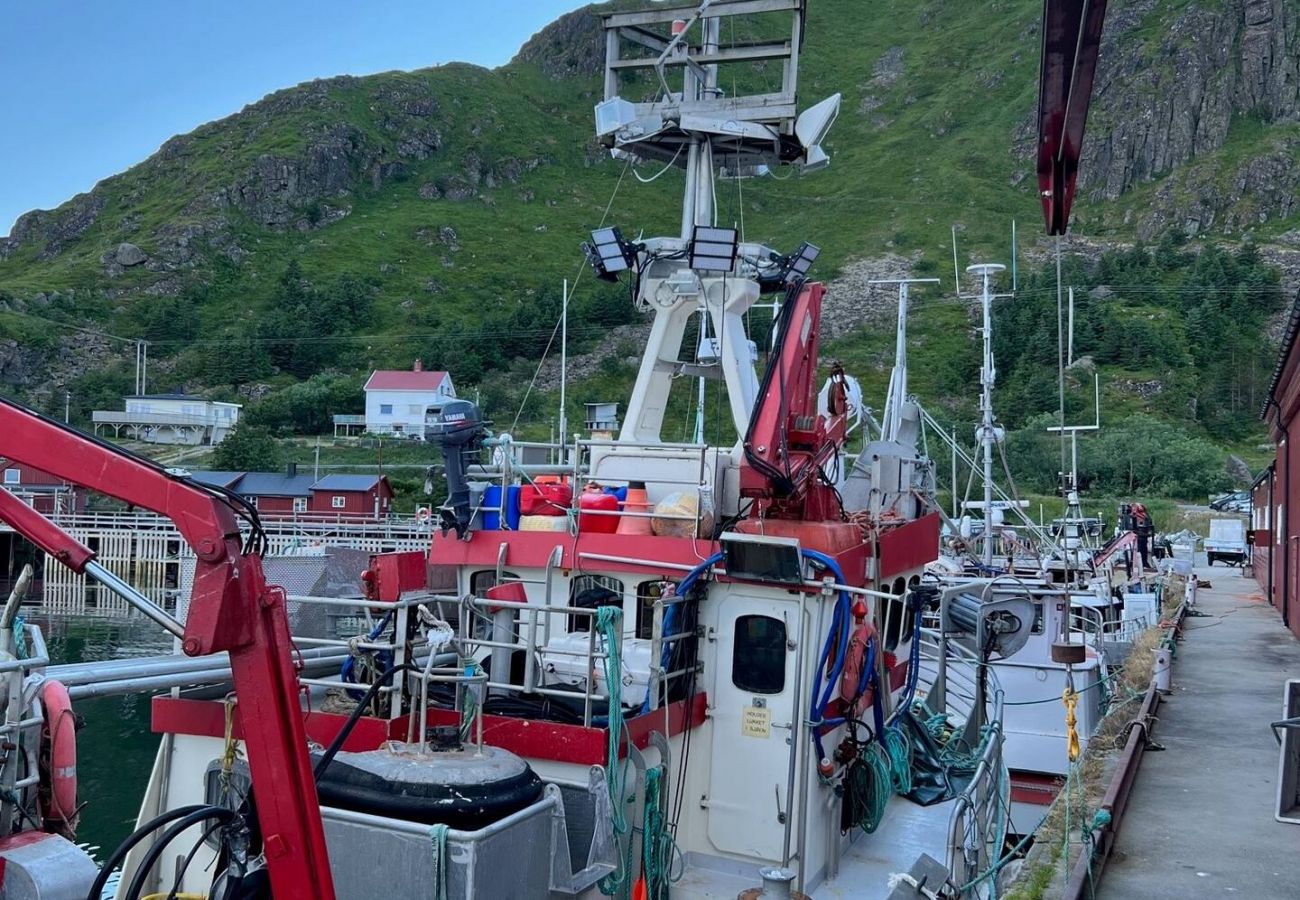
[
  {"xmin": 639, "ymin": 552, "xmax": 723, "ymax": 715},
  {"xmin": 804, "ymin": 550, "xmax": 855, "ymax": 765},
  {"xmin": 341, "ymin": 610, "xmax": 395, "ymax": 695}
]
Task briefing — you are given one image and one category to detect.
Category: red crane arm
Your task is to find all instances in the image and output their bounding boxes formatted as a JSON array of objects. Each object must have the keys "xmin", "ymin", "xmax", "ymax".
[
  {"xmin": 740, "ymin": 282, "xmax": 847, "ymax": 518},
  {"xmin": 1037, "ymin": 0, "xmax": 1110, "ymax": 235},
  {"xmin": 0, "ymin": 399, "xmax": 335, "ymax": 900}
]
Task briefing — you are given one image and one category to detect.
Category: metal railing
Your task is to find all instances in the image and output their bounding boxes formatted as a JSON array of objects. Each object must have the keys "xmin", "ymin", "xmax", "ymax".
[{"xmin": 906, "ymin": 629, "xmax": 1009, "ymax": 896}]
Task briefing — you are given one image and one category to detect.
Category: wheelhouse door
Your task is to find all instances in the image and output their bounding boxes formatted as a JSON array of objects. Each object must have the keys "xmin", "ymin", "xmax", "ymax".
[{"xmin": 707, "ymin": 591, "xmax": 797, "ymax": 860}]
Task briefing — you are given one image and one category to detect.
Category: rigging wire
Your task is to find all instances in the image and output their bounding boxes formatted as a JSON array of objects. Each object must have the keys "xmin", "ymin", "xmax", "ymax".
[{"xmin": 509, "ymin": 157, "xmax": 633, "ymax": 434}]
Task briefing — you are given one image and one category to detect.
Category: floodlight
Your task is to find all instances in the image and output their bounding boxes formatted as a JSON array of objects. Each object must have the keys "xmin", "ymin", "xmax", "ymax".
[
  {"xmin": 688, "ymin": 225, "xmax": 739, "ymax": 273},
  {"xmin": 784, "ymin": 241, "xmax": 821, "ymax": 284},
  {"xmin": 583, "ymin": 226, "xmax": 638, "ymax": 282}
]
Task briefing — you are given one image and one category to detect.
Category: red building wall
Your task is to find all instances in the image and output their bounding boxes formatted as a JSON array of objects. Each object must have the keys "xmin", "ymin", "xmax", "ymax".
[
  {"xmin": 308, "ymin": 489, "xmax": 379, "ymax": 517},
  {"xmin": 1, "ymin": 463, "xmax": 84, "ymax": 514},
  {"xmin": 253, "ymin": 496, "xmax": 298, "ymax": 517},
  {"xmin": 1264, "ymin": 325, "xmax": 1300, "ymax": 639}
]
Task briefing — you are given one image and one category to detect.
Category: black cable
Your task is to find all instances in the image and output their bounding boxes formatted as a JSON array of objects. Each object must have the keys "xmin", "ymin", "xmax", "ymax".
[
  {"xmin": 167, "ymin": 820, "xmax": 227, "ymax": 900},
  {"xmin": 86, "ymin": 804, "xmax": 220, "ymax": 900},
  {"xmin": 124, "ymin": 806, "xmax": 236, "ymax": 900},
  {"xmin": 314, "ymin": 662, "xmax": 421, "ymax": 781}
]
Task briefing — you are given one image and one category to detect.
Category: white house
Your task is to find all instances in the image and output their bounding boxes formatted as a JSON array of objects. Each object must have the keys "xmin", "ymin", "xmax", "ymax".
[
  {"xmin": 361, "ymin": 361, "xmax": 455, "ymax": 438},
  {"xmin": 91, "ymin": 393, "xmax": 242, "ymax": 445}
]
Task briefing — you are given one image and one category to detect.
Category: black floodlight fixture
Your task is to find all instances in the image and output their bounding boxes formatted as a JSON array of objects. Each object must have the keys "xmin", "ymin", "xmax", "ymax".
[
  {"xmin": 689, "ymin": 225, "xmax": 739, "ymax": 274},
  {"xmin": 784, "ymin": 241, "xmax": 821, "ymax": 285},
  {"xmin": 586, "ymin": 225, "xmax": 638, "ymax": 279}
]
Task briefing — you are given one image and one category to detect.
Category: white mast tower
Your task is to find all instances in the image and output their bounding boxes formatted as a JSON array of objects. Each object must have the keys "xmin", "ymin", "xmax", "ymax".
[{"xmin": 968, "ymin": 262, "xmax": 1007, "ymax": 568}]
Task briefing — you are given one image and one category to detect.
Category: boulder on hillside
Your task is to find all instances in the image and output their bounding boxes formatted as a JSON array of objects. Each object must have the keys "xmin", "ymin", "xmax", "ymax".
[
  {"xmin": 115, "ymin": 242, "xmax": 147, "ymax": 266},
  {"xmin": 1225, "ymin": 454, "xmax": 1253, "ymax": 485}
]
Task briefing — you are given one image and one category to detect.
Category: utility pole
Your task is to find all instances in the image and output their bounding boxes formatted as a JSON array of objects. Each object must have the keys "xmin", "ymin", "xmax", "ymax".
[{"xmin": 64, "ymin": 391, "xmax": 71, "ymax": 424}]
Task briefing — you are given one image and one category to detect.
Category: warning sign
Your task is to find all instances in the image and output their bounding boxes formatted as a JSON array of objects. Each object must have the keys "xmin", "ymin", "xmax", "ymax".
[{"xmin": 741, "ymin": 705, "xmax": 771, "ymax": 738}]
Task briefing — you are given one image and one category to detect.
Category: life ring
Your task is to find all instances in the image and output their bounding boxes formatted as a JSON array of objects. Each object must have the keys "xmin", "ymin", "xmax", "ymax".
[
  {"xmin": 836, "ymin": 617, "xmax": 878, "ymax": 719},
  {"xmin": 415, "ymin": 506, "xmax": 432, "ymax": 524},
  {"xmin": 40, "ymin": 679, "xmax": 78, "ymax": 836}
]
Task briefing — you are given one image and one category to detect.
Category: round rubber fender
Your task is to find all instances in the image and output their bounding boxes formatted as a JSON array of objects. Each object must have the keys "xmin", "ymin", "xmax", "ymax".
[{"xmin": 40, "ymin": 678, "xmax": 78, "ymax": 834}]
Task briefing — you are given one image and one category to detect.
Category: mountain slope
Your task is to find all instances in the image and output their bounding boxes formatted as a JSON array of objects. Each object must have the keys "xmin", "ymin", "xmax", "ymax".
[{"xmin": 0, "ymin": 0, "xmax": 1296, "ymax": 460}]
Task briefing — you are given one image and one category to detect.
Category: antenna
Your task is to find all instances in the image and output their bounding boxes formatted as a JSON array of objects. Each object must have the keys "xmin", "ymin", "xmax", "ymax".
[
  {"xmin": 869, "ymin": 277, "xmax": 940, "ymax": 442},
  {"xmin": 968, "ymin": 262, "xmax": 1007, "ymax": 568}
]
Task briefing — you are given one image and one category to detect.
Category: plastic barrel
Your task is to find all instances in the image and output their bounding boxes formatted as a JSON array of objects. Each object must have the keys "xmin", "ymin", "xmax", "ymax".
[{"xmin": 482, "ymin": 485, "xmax": 503, "ymax": 530}]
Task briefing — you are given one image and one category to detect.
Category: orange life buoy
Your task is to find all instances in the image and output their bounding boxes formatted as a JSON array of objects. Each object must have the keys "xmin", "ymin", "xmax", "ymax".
[
  {"xmin": 837, "ymin": 618, "xmax": 878, "ymax": 718},
  {"xmin": 40, "ymin": 679, "xmax": 78, "ymax": 836}
]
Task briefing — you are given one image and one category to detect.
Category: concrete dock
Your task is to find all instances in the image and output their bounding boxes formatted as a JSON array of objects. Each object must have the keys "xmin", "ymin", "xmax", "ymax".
[{"xmin": 1098, "ymin": 564, "xmax": 1300, "ymax": 899}]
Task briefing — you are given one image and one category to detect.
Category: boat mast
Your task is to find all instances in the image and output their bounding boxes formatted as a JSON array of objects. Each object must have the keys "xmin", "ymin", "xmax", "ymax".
[
  {"xmin": 968, "ymin": 262, "xmax": 1006, "ymax": 568},
  {"xmin": 871, "ymin": 277, "xmax": 939, "ymax": 442}
]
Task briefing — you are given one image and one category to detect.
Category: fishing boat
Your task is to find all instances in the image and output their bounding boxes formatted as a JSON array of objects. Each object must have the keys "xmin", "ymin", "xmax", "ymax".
[{"xmin": 0, "ymin": 1, "xmax": 1118, "ymax": 898}]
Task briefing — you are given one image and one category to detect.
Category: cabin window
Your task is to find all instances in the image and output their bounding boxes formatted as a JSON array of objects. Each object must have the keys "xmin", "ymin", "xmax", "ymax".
[
  {"xmin": 332, "ymin": 496, "xmax": 346, "ymax": 508},
  {"xmin": 732, "ymin": 615, "xmax": 786, "ymax": 694},
  {"xmin": 467, "ymin": 570, "xmax": 522, "ymax": 640},
  {"xmin": 2, "ymin": 469, "xmax": 19, "ymax": 485},
  {"xmin": 635, "ymin": 580, "xmax": 673, "ymax": 639},
  {"xmin": 293, "ymin": 497, "xmax": 307, "ymax": 512},
  {"xmin": 569, "ymin": 574, "xmax": 624, "ymax": 632},
  {"xmin": 380, "ymin": 404, "xmax": 393, "ymax": 415},
  {"xmin": 248, "ymin": 496, "xmax": 259, "ymax": 509}
]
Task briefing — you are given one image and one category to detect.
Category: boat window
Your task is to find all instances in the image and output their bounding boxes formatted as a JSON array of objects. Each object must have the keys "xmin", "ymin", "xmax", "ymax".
[
  {"xmin": 732, "ymin": 615, "xmax": 786, "ymax": 694},
  {"xmin": 880, "ymin": 578, "xmax": 915, "ymax": 652},
  {"xmin": 569, "ymin": 574, "xmax": 624, "ymax": 632},
  {"xmin": 635, "ymin": 580, "xmax": 673, "ymax": 639},
  {"xmin": 468, "ymin": 570, "xmax": 520, "ymax": 640}
]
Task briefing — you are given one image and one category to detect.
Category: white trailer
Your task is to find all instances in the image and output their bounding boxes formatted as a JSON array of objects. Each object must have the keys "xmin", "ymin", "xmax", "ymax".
[{"xmin": 1205, "ymin": 517, "xmax": 1248, "ymax": 567}]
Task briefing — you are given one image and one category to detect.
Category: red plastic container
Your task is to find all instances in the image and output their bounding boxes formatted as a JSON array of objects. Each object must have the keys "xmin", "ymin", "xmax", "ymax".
[
  {"xmin": 519, "ymin": 482, "xmax": 573, "ymax": 516},
  {"xmin": 578, "ymin": 489, "xmax": 621, "ymax": 533}
]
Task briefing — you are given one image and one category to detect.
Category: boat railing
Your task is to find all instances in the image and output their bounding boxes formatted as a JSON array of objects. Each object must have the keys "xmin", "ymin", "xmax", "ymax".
[
  {"xmin": 1070, "ymin": 606, "xmax": 1148, "ymax": 643},
  {"xmin": 465, "ymin": 436, "xmax": 714, "ymax": 536},
  {"xmin": 909, "ymin": 628, "xmax": 1008, "ymax": 893},
  {"xmin": 461, "ymin": 583, "xmax": 696, "ymax": 727},
  {"xmin": 0, "ymin": 624, "xmax": 49, "ymax": 833},
  {"xmin": 286, "ymin": 591, "xmax": 461, "ymax": 719}
]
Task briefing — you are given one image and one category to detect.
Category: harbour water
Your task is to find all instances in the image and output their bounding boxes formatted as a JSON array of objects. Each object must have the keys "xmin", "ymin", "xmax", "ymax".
[{"xmin": 30, "ymin": 610, "xmax": 170, "ymax": 856}]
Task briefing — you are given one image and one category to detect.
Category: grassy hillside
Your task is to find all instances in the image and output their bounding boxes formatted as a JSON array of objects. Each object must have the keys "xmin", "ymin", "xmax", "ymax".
[{"xmin": 1, "ymin": 0, "xmax": 1296, "ymax": 497}]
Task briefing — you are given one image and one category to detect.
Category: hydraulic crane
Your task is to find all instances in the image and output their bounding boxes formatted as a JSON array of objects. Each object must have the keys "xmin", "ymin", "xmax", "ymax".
[
  {"xmin": 0, "ymin": 398, "xmax": 336, "ymax": 899},
  {"xmin": 739, "ymin": 281, "xmax": 851, "ymax": 521},
  {"xmin": 1037, "ymin": 0, "xmax": 1110, "ymax": 235}
]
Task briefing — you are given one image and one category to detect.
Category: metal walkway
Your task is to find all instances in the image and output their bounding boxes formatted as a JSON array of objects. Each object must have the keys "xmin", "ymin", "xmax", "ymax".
[{"xmin": 1098, "ymin": 563, "xmax": 1300, "ymax": 899}]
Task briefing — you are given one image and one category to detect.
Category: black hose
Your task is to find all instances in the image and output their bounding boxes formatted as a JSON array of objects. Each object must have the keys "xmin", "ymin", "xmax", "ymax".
[
  {"xmin": 314, "ymin": 662, "xmax": 421, "ymax": 781},
  {"xmin": 124, "ymin": 806, "xmax": 236, "ymax": 900},
  {"xmin": 167, "ymin": 820, "xmax": 227, "ymax": 900},
  {"xmin": 86, "ymin": 804, "xmax": 220, "ymax": 900}
]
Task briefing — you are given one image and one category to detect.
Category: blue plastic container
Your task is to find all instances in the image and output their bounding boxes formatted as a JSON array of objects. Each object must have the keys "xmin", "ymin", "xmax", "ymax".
[
  {"xmin": 602, "ymin": 484, "xmax": 629, "ymax": 505},
  {"xmin": 504, "ymin": 485, "xmax": 522, "ymax": 530},
  {"xmin": 482, "ymin": 485, "xmax": 503, "ymax": 530}
]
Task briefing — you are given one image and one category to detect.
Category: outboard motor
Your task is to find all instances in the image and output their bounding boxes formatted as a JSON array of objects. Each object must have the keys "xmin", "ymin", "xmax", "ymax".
[{"xmin": 425, "ymin": 400, "xmax": 487, "ymax": 539}]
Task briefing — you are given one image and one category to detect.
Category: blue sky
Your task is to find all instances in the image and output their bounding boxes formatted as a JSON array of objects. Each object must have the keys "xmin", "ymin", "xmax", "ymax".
[{"xmin": 0, "ymin": 0, "xmax": 582, "ymax": 233}]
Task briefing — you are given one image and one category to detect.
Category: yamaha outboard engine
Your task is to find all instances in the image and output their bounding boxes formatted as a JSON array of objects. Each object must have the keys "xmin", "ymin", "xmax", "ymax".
[{"xmin": 425, "ymin": 400, "xmax": 487, "ymax": 539}]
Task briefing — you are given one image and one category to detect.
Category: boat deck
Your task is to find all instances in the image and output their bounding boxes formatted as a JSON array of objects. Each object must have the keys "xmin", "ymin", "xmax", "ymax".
[
  {"xmin": 1098, "ymin": 563, "xmax": 1300, "ymax": 898},
  {"xmin": 674, "ymin": 794, "xmax": 957, "ymax": 898}
]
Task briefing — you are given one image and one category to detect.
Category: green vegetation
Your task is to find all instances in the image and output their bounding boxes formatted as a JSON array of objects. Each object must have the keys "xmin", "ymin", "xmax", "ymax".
[{"xmin": 210, "ymin": 423, "xmax": 284, "ymax": 471}]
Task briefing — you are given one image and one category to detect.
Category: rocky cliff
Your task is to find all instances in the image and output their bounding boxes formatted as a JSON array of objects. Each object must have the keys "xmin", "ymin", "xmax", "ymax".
[{"xmin": 1082, "ymin": 0, "xmax": 1299, "ymax": 237}]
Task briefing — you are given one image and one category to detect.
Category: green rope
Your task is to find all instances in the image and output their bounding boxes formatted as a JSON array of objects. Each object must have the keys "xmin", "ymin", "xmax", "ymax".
[
  {"xmin": 429, "ymin": 823, "xmax": 450, "ymax": 900},
  {"xmin": 1002, "ymin": 678, "xmax": 1107, "ymax": 706},
  {"xmin": 845, "ymin": 743, "xmax": 892, "ymax": 834},
  {"xmin": 12, "ymin": 615, "xmax": 27, "ymax": 660},
  {"xmin": 458, "ymin": 656, "xmax": 481, "ymax": 742},
  {"xmin": 641, "ymin": 767, "xmax": 674, "ymax": 900},
  {"xmin": 596, "ymin": 606, "xmax": 631, "ymax": 899},
  {"xmin": 884, "ymin": 725, "xmax": 913, "ymax": 795}
]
